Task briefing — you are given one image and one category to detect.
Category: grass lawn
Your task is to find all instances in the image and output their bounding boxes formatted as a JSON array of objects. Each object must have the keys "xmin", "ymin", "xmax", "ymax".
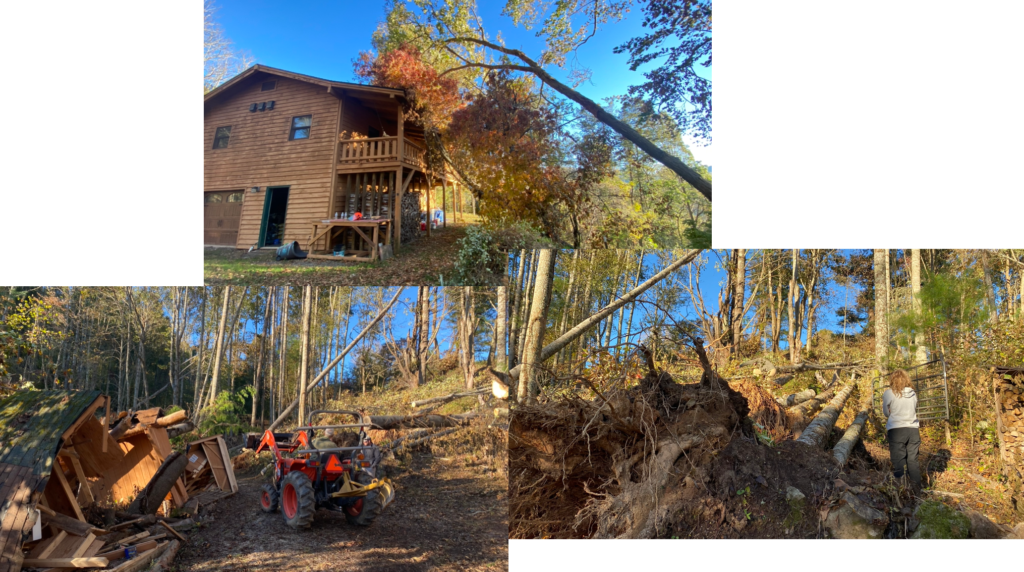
[{"xmin": 204, "ymin": 215, "xmax": 484, "ymax": 286}]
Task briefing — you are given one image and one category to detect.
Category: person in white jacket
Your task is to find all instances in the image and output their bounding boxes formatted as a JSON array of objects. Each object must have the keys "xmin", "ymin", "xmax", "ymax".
[{"xmin": 882, "ymin": 369, "xmax": 921, "ymax": 488}]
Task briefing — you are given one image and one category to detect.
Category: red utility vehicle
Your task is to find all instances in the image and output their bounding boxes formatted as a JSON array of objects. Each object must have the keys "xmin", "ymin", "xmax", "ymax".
[{"xmin": 249, "ymin": 410, "xmax": 394, "ymax": 529}]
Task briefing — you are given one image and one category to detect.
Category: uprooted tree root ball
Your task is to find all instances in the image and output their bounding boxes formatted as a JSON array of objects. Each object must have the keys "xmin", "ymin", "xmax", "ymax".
[
  {"xmin": 510, "ymin": 370, "xmax": 747, "ymax": 539},
  {"xmin": 509, "ymin": 368, "xmax": 856, "ymax": 539}
]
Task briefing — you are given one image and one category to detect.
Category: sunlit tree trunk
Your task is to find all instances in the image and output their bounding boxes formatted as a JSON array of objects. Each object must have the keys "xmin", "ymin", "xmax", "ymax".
[
  {"xmin": 787, "ymin": 250, "xmax": 800, "ymax": 364},
  {"xmin": 874, "ymin": 249, "xmax": 889, "ymax": 372},
  {"xmin": 298, "ymin": 284, "xmax": 312, "ymax": 426},
  {"xmin": 731, "ymin": 249, "xmax": 746, "ymax": 356},
  {"xmin": 911, "ymin": 249, "xmax": 927, "ymax": 363},
  {"xmin": 496, "ymin": 285, "xmax": 508, "ymax": 371},
  {"xmin": 519, "ymin": 249, "xmax": 556, "ymax": 403},
  {"xmin": 459, "ymin": 287, "xmax": 476, "ymax": 390}
]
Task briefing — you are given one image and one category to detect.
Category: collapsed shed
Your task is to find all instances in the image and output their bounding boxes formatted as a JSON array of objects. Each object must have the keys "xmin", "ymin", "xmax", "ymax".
[{"xmin": 0, "ymin": 389, "xmax": 237, "ymax": 572}]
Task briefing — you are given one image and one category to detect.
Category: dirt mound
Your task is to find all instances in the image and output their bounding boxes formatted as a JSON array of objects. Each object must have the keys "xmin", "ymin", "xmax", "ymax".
[
  {"xmin": 510, "ymin": 370, "xmax": 744, "ymax": 538},
  {"xmin": 730, "ymin": 379, "xmax": 790, "ymax": 443}
]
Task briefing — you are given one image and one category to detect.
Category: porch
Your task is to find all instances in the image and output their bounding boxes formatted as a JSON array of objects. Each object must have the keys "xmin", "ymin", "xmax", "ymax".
[{"xmin": 337, "ymin": 136, "xmax": 426, "ymax": 172}]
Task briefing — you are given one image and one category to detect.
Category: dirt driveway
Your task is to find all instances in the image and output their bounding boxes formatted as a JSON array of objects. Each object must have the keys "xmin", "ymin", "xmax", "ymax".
[{"xmin": 175, "ymin": 451, "xmax": 508, "ymax": 571}]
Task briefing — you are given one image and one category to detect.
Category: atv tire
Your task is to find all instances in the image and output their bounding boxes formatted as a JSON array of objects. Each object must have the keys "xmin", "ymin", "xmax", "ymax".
[
  {"xmin": 281, "ymin": 471, "xmax": 316, "ymax": 529},
  {"xmin": 260, "ymin": 483, "xmax": 280, "ymax": 513},
  {"xmin": 345, "ymin": 473, "xmax": 384, "ymax": 527}
]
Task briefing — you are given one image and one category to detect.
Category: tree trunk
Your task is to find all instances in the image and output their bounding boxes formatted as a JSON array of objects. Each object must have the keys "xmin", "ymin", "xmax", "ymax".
[
  {"xmin": 459, "ymin": 287, "xmax": 476, "ymax": 390},
  {"xmin": 368, "ymin": 413, "xmax": 477, "ymax": 430},
  {"xmin": 268, "ymin": 289, "xmax": 402, "ymax": 432},
  {"xmin": 251, "ymin": 289, "xmax": 273, "ymax": 426},
  {"xmin": 788, "ymin": 249, "xmax": 800, "ymax": 364},
  {"xmin": 832, "ymin": 410, "xmax": 870, "ymax": 466},
  {"xmin": 496, "ymin": 285, "xmax": 507, "ymax": 372},
  {"xmin": 208, "ymin": 286, "xmax": 231, "ymax": 406},
  {"xmin": 505, "ymin": 250, "xmax": 701, "ymax": 383},
  {"xmin": 873, "ymin": 249, "xmax": 889, "ymax": 372},
  {"xmin": 731, "ymin": 249, "xmax": 746, "ymax": 356},
  {"xmin": 776, "ymin": 388, "xmax": 815, "ymax": 408},
  {"xmin": 795, "ymin": 384, "xmax": 856, "ymax": 448},
  {"xmin": 519, "ymin": 249, "xmax": 557, "ymax": 403},
  {"xmin": 911, "ymin": 248, "xmax": 927, "ymax": 363},
  {"xmin": 297, "ymin": 285, "xmax": 313, "ymax": 426}
]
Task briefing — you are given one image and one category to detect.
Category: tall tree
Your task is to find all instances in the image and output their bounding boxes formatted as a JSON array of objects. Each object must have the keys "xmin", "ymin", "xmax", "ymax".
[
  {"xmin": 297, "ymin": 284, "xmax": 313, "ymax": 426},
  {"xmin": 519, "ymin": 249, "xmax": 557, "ymax": 404},
  {"xmin": 911, "ymin": 248, "xmax": 927, "ymax": 363},
  {"xmin": 874, "ymin": 249, "xmax": 889, "ymax": 372}
]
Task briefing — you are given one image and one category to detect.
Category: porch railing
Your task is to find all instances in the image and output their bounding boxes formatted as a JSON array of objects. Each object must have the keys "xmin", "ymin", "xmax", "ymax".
[{"xmin": 338, "ymin": 136, "xmax": 426, "ymax": 169}]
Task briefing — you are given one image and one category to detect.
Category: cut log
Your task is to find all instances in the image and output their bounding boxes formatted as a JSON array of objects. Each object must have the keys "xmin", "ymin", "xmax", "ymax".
[
  {"xmin": 127, "ymin": 452, "xmax": 189, "ymax": 515},
  {"xmin": 20, "ymin": 557, "xmax": 109, "ymax": 568},
  {"xmin": 108, "ymin": 415, "xmax": 133, "ymax": 440},
  {"xmin": 165, "ymin": 421, "xmax": 195, "ymax": 439},
  {"xmin": 369, "ymin": 413, "xmax": 477, "ymax": 430},
  {"xmin": 832, "ymin": 410, "xmax": 870, "ymax": 466},
  {"xmin": 770, "ymin": 375, "xmax": 793, "ymax": 387},
  {"xmin": 154, "ymin": 410, "xmax": 187, "ymax": 428},
  {"xmin": 152, "ymin": 539, "xmax": 180, "ymax": 570},
  {"xmin": 776, "ymin": 388, "xmax": 815, "ymax": 407},
  {"xmin": 411, "ymin": 387, "xmax": 488, "ymax": 408},
  {"xmin": 774, "ymin": 360, "xmax": 870, "ymax": 374},
  {"xmin": 796, "ymin": 384, "xmax": 856, "ymax": 448},
  {"xmin": 394, "ymin": 427, "xmax": 461, "ymax": 451},
  {"xmin": 787, "ymin": 386, "xmax": 837, "ymax": 428}
]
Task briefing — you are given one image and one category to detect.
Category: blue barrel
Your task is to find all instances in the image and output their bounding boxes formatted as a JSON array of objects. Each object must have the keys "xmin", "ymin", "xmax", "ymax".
[{"xmin": 275, "ymin": 241, "xmax": 307, "ymax": 260}]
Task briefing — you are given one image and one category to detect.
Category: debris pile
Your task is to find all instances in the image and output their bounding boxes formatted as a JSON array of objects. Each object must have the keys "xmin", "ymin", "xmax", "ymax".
[
  {"xmin": 0, "ymin": 389, "xmax": 237, "ymax": 572},
  {"xmin": 992, "ymin": 367, "xmax": 1024, "ymax": 511}
]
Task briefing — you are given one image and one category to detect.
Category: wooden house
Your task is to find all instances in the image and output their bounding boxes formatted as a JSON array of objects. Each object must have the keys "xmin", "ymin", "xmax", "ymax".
[{"xmin": 204, "ymin": 65, "xmax": 454, "ymax": 259}]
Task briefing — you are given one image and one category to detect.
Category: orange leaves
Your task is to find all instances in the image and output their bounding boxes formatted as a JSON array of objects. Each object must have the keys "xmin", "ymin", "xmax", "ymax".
[{"xmin": 355, "ymin": 44, "xmax": 467, "ymax": 130}]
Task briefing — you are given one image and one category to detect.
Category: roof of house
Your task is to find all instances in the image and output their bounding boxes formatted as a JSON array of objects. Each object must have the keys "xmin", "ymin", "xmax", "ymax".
[
  {"xmin": 0, "ymin": 389, "xmax": 105, "ymax": 572},
  {"xmin": 204, "ymin": 64, "xmax": 406, "ymax": 105}
]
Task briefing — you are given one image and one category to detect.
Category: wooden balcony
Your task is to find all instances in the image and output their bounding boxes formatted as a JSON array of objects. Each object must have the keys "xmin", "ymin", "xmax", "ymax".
[{"xmin": 337, "ymin": 136, "xmax": 426, "ymax": 172}]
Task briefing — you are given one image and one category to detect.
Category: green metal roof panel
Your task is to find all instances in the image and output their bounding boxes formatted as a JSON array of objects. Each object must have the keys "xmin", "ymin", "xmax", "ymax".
[{"xmin": 0, "ymin": 389, "xmax": 102, "ymax": 477}]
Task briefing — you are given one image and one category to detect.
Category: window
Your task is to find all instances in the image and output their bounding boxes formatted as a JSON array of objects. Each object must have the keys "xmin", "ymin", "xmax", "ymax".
[
  {"xmin": 212, "ymin": 126, "xmax": 231, "ymax": 149},
  {"xmin": 290, "ymin": 115, "xmax": 311, "ymax": 140},
  {"xmin": 261, "ymin": 80, "xmax": 276, "ymax": 91},
  {"xmin": 227, "ymin": 192, "xmax": 244, "ymax": 203},
  {"xmin": 204, "ymin": 193, "xmax": 223, "ymax": 203}
]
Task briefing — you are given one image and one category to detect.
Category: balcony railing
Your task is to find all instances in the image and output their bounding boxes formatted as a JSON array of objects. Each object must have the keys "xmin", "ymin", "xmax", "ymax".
[{"xmin": 338, "ymin": 136, "xmax": 426, "ymax": 170}]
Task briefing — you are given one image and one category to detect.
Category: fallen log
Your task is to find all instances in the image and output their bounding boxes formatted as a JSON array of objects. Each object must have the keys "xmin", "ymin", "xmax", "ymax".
[
  {"xmin": 40, "ymin": 511, "xmax": 108, "ymax": 537},
  {"xmin": 774, "ymin": 360, "xmax": 871, "ymax": 374},
  {"xmin": 109, "ymin": 415, "xmax": 133, "ymax": 440},
  {"xmin": 394, "ymin": 427, "xmax": 462, "ymax": 451},
  {"xmin": 369, "ymin": 413, "xmax": 477, "ymax": 430},
  {"xmin": 152, "ymin": 539, "xmax": 180, "ymax": 570},
  {"xmin": 411, "ymin": 387, "xmax": 488, "ymax": 408},
  {"xmin": 154, "ymin": 410, "xmax": 187, "ymax": 428},
  {"xmin": 107, "ymin": 542, "xmax": 169, "ymax": 572},
  {"xmin": 796, "ymin": 384, "xmax": 856, "ymax": 448},
  {"xmin": 776, "ymin": 388, "xmax": 815, "ymax": 407},
  {"xmin": 832, "ymin": 410, "xmax": 870, "ymax": 466},
  {"xmin": 127, "ymin": 452, "xmax": 189, "ymax": 515},
  {"xmin": 787, "ymin": 386, "xmax": 837, "ymax": 431},
  {"xmin": 165, "ymin": 421, "xmax": 195, "ymax": 439},
  {"xmin": 770, "ymin": 375, "xmax": 793, "ymax": 387}
]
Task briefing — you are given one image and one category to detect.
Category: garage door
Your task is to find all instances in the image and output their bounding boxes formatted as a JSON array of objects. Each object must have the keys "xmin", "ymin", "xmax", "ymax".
[{"xmin": 204, "ymin": 191, "xmax": 243, "ymax": 246}]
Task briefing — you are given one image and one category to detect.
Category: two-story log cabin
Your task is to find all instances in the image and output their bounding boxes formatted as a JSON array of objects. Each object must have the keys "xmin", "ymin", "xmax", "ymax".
[{"xmin": 204, "ymin": 65, "xmax": 451, "ymax": 258}]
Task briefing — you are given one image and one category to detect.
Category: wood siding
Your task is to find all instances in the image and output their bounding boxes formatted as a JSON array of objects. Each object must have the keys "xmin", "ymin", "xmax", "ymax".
[{"xmin": 204, "ymin": 76, "xmax": 340, "ymax": 248}]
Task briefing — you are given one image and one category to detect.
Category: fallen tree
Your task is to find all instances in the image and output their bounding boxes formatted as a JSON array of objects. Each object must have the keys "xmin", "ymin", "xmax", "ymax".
[
  {"xmin": 787, "ymin": 386, "xmax": 837, "ymax": 432},
  {"xmin": 505, "ymin": 250, "xmax": 702, "ymax": 384},
  {"xmin": 128, "ymin": 452, "xmax": 189, "ymax": 515},
  {"xmin": 411, "ymin": 387, "xmax": 488, "ymax": 408},
  {"xmin": 269, "ymin": 289, "xmax": 402, "ymax": 431},
  {"xmin": 393, "ymin": 427, "xmax": 462, "ymax": 451},
  {"xmin": 776, "ymin": 388, "xmax": 815, "ymax": 407},
  {"xmin": 741, "ymin": 358, "xmax": 870, "ymax": 376},
  {"xmin": 796, "ymin": 384, "xmax": 856, "ymax": 449},
  {"xmin": 832, "ymin": 410, "xmax": 870, "ymax": 466},
  {"xmin": 369, "ymin": 413, "xmax": 477, "ymax": 430}
]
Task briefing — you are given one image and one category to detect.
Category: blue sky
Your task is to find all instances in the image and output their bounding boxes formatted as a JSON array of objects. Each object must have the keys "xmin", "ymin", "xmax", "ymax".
[{"xmin": 213, "ymin": 0, "xmax": 712, "ymax": 165}]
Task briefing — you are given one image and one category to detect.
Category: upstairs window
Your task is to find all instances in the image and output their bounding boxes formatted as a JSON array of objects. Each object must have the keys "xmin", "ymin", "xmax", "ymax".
[
  {"xmin": 212, "ymin": 126, "xmax": 231, "ymax": 149},
  {"xmin": 261, "ymin": 80, "xmax": 277, "ymax": 91},
  {"xmin": 290, "ymin": 115, "xmax": 312, "ymax": 140}
]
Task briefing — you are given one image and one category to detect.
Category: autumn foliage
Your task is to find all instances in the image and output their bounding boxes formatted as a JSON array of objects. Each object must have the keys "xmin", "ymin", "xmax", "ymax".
[{"xmin": 355, "ymin": 44, "xmax": 466, "ymax": 129}]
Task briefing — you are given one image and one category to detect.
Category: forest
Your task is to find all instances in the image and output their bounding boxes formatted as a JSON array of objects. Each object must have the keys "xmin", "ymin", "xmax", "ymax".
[
  {"xmin": 0, "ymin": 286, "xmax": 509, "ymax": 570},
  {"xmin": 504, "ymin": 248, "xmax": 1024, "ymax": 539},
  {"xmin": 352, "ymin": 0, "xmax": 712, "ymax": 251}
]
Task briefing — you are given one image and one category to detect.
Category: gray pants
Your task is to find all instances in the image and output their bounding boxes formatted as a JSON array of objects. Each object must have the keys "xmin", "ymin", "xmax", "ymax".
[{"xmin": 887, "ymin": 427, "xmax": 921, "ymax": 486}]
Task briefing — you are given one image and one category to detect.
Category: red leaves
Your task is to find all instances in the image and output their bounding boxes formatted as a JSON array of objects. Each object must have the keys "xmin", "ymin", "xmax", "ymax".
[{"xmin": 355, "ymin": 44, "xmax": 467, "ymax": 130}]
